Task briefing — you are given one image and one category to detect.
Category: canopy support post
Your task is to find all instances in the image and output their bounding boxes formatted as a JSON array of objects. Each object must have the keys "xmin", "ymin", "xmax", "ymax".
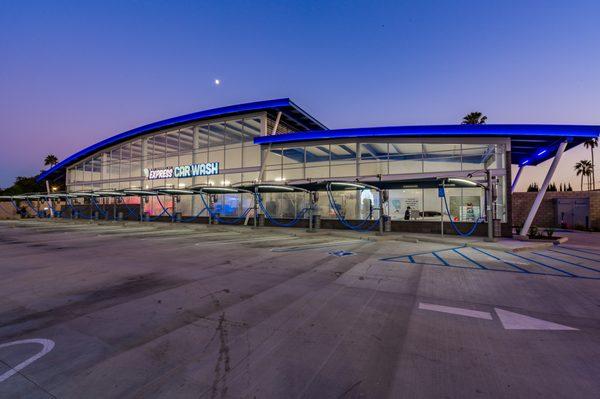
[
  {"xmin": 45, "ymin": 180, "xmax": 54, "ymax": 218},
  {"xmin": 511, "ymin": 165, "xmax": 525, "ymax": 194},
  {"xmin": 378, "ymin": 190, "xmax": 384, "ymax": 236},
  {"xmin": 518, "ymin": 140, "xmax": 568, "ymax": 239},
  {"xmin": 139, "ymin": 196, "xmax": 144, "ymax": 222},
  {"xmin": 253, "ymin": 189, "xmax": 258, "ymax": 228},
  {"xmin": 485, "ymin": 169, "xmax": 494, "ymax": 242}
]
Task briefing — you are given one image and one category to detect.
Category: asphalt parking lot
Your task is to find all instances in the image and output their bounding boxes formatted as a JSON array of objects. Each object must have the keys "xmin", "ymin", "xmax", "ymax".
[{"xmin": 0, "ymin": 220, "xmax": 599, "ymax": 398}]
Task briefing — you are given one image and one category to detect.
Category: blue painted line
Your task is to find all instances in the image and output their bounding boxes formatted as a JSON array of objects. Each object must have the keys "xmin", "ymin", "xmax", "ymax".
[
  {"xmin": 432, "ymin": 251, "xmax": 450, "ymax": 266},
  {"xmin": 559, "ymin": 246, "xmax": 600, "ymax": 256},
  {"xmin": 379, "ymin": 246, "xmax": 465, "ymax": 261},
  {"xmin": 532, "ymin": 252, "xmax": 600, "ymax": 273},
  {"xmin": 452, "ymin": 248, "xmax": 487, "ymax": 269},
  {"xmin": 471, "ymin": 247, "xmax": 530, "ymax": 273},
  {"xmin": 408, "ymin": 255, "xmax": 415, "ymax": 263},
  {"xmin": 549, "ymin": 248, "xmax": 600, "ymax": 263},
  {"xmin": 379, "ymin": 257, "xmax": 600, "ymax": 279},
  {"xmin": 508, "ymin": 252, "xmax": 577, "ymax": 277}
]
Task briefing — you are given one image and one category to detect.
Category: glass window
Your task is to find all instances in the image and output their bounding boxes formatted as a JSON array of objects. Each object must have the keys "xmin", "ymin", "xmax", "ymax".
[
  {"xmin": 165, "ymin": 131, "xmax": 179, "ymax": 156},
  {"xmin": 389, "ymin": 143, "xmax": 423, "ymax": 174},
  {"xmin": 179, "ymin": 128, "xmax": 194, "ymax": 153},
  {"xmin": 359, "ymin": 143, "xmax": 388, "ymax": 176},
  {"xmin": 209, "ymin": 123, "xmax": 226, "ymax": 147},
  {"xmin": 224, "ymin": 121, "xmax": 243, "ymax": 146},
  {"xmin": 330, "ymin": 144, "xmax": 356, "ymax": 178},
  {"xmin": 196, "ymin": 125, "xmax": 209, "ymax": 149},
  {"xmin": 461, "ymin": 144, "xmax": 488, "ymax": 171},
  {"xmin": 423, "ymin": 143, "xmax": 461, "ymax": 173},
  {"xmin": 243, "ymin": 145, "xmax": 260, "ymax": 168},
  {"xmin": 388, "ymin": 188, "xmax": 423, "ymax": 221},
  {"xmin": 305, "ymin": 145, "xmax": 329, "ymax": 179}
]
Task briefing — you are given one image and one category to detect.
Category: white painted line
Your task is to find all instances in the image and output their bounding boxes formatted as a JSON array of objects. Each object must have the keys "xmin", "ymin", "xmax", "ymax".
[
  {"xmin": 197, "ymin": 236, "xmax": 298, "ymax": 246},
  {"xmin": 271, "ymin": 240, "xmax": 363, "ymax": 252},
  {"xmin": 0, "ymin": 338, "xmax": 55, "ymax": 382},
  {"xmin": 418, "ymin": 302, "xmax": 493, "ymax": 320},
  {"xmin": 495, "ymin": 308, "xmax": 578, "ymax": 330}
]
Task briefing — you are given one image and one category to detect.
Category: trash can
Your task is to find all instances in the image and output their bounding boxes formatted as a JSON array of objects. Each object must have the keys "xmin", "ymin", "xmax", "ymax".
[
  {"xmin": 493, "ymin": 219, "xmax": 502, "ymax": 237},
  {"xmin": 384, "ymin": 215, "xmax": 392, "ymax": 232},
  {"xmin": 313, "ymin": 214, "xmax": 321, "ymax": 230},
  {"xmin": 117, "ymin": 211, "xmax": 124, "ymax": 221},
  {"xmin": 144, "ymin": 212, "xmax": 150, "ymax": 222},
  {"xmin": 175, "ymin": 212, "xmax": 182, "ymax": 222},
  {"xmin": 93, "ymin": 211, "xmax": 100, "ymax": 220},
  {"xmin": 258, "ymin": 214, "xmax": 265, "ymax": 227}
]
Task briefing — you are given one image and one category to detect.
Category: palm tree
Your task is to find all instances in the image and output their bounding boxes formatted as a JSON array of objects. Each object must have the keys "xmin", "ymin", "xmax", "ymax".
[
  {"xmin": 574, "ymin": 160, "xmax": 593, "ymax": 191},
  {"xmin": 44, "ymin": 154, "xmax": 59, "ymax": 169},
  {"xmin": 462, "ymin": 112, "xmax": 488, "ymax": 125},
  {"xmin": 583, "ymin": 138, "xmax": 597, "ymax": 190}
]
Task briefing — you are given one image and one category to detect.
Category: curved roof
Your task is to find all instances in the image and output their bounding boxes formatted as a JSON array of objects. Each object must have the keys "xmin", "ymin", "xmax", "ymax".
[
  {"xmin": 254, "ymin": 124, "xmax": 600, "ymax": 166},
  {"xmin": 37, "ymin": 98, "xmax": 326, "ymax": 182}
]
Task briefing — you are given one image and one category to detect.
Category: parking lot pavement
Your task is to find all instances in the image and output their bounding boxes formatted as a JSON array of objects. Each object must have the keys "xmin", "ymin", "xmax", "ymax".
[{"xmin": 0, "ymin": 220, "xmax": 599, "ymax": 398}]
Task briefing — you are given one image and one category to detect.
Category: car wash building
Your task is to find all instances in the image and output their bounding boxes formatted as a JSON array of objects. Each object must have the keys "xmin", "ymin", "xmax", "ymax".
[{"xmin": 33, "ymin": 98, "xmax": 599, "ymax": 238}]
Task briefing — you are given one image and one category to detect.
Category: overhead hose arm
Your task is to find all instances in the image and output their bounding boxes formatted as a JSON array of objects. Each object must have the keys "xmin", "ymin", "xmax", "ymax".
[
  {"xmin": 325, "ymin": 182, "xmax": 379, "ymax": 232},
  {"xmin": 198, "ymin": 193, "xmax": 252, "ymax": 224},
  {"xmin": 441, "ymin": 193, "xmax": 484, "ymax": 237},
  {"xmin": 254, "ymin": 192, "xmax": 309, "ymax": 227}
]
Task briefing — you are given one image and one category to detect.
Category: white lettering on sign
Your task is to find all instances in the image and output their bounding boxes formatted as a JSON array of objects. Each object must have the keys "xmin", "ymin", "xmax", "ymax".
[{"xmin": 144, "ymin": 162, "xmax": 219, "ymax": 180}]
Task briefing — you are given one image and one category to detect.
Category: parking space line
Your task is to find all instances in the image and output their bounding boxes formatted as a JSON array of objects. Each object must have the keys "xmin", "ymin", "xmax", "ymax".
[
  {"xmin": 507, "ymin": 252, "xmax": 577, "ymax": 277},
  {"xmin": 532, "ymin": 252, "xmax": 600, "ymax": 274},
  {"xmin": 548, "ymin": 248, "xmax": 600, "ymax": 263},
  {"xmin": 432, "ymin": 252, "xmax": 450, "ymax": 266},
  {"xmin": 452, "ymin": 248, "xmax": 487, "ymax": 269},
  {"xmin": 470, "ymin": 247, "xmax": 531, "ymax": 273},
  {"xmin": 271, "ymin": 240, "xmax": 366, "ymax": 253},
  {"xmin": 559, "ymin": 245, "xmax": 600, "ymax": 256}
]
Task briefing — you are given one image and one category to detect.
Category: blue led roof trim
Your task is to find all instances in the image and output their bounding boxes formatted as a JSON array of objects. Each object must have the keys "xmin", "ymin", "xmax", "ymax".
[
  {"xmin": 255, "ymin": 124, "xmax": 599, "ymax": 166},
  {"xmin": 37, "ymin": 98, "xmax": 326, "ymax": 182}
]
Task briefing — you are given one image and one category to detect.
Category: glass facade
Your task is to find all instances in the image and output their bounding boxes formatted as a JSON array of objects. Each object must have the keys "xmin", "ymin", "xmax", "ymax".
[{"xmin": 66, "ymin": 112, "xmax": 508, "ymax": 223}]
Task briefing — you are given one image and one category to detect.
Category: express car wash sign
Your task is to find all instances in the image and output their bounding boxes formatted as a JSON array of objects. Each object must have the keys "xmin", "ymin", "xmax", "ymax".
[{"xmin": 143, "ymin": 162, "xmax": 220, "ymax": 180}]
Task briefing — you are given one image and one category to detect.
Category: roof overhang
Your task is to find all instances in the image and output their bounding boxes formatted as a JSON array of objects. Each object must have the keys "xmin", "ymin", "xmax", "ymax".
[
  {"xmin": 254, "ymin": 124, "xmax": 600, "ymax": 166},
  {"xmin": 37, "ymin": 98, "xmax": 326, "ymax": 182}
]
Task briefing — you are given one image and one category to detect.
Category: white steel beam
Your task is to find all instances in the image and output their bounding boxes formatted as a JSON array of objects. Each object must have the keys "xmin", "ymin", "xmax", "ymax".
[
  {"xmin": 511, "ymin": 165, "xmax": 524, "ymax": 194},
  {"xmin": 519, "ymin": 141, "xmax": 568, "ymax": 237}
]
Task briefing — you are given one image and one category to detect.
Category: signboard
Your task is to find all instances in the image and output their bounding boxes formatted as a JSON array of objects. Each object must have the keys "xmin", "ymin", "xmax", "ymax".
[{"xmin": 144, "ymin": 162, "xmax": 220, "ymax": 180}]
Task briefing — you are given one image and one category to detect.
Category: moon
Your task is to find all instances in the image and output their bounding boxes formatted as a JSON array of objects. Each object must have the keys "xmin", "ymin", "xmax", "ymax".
[{"xmin": 214, "ymin": 79, "xmax": 220, "ymax": 85}]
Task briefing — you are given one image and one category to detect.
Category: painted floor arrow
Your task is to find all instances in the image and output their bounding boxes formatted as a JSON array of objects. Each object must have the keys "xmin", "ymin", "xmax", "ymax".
[
  {"xmin": 418, "ymin": 302, "xmax": 579, "ymax": 331},
  {"xmin": 494, "ymin": 308, "xmax": 578, "ymax": 330}
]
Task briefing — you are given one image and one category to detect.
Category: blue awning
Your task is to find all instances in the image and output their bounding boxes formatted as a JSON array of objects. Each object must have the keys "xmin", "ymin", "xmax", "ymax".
[{"xmin": 255, "ymin": 124, "xmax": 599, "ymax": 166}]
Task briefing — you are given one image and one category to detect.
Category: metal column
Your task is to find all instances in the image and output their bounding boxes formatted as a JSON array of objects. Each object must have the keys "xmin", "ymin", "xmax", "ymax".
[
  {"xmin": 485, "ymin": 169, "xmax": 494, "ymax": 242},
  {"xmin": 519, "ymin": 141, "xmax": 568, "ymax": 238},
  {"xmin": 511, "ymin": 165, "xmax": 525, "ymax": 194}
]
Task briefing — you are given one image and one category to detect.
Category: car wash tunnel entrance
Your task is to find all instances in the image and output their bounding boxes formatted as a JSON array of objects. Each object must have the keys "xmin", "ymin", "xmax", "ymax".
[{"xmin": 0, "ymin": 176, "xmax": 497, "ymax": 238}]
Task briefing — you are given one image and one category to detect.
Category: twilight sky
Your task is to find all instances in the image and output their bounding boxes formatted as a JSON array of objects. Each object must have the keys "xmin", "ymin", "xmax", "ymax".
[{"xmin": 1, "ymin": 0, "xmax": 599, "ymax": 190}]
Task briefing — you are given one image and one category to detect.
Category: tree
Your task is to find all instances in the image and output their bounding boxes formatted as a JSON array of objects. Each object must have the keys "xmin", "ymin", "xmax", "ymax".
[
  {"xmin": 567, "ymin": 182, "xmax": 573, "ymax": 191},
  {"xmin": 527, "ymin": 182, "xmax": 539, "ymax": 192},
  {"xmin": 44, "ymin": 154, "xmax": 59, "ymax": 169},
  {"xmin": 574, "ymin": 160, "xmax": 593, "ymax": 191},
  {"xmin": 583, "ymin": 138, "xmax": 597, "ymax": 190},
  {"xmin": 462, "ymin": 112, "xmax": 488, "ymax": 125},
  {"xmin": 547, "ymin": 182, "xmax": 557, "ymax": 192}
]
